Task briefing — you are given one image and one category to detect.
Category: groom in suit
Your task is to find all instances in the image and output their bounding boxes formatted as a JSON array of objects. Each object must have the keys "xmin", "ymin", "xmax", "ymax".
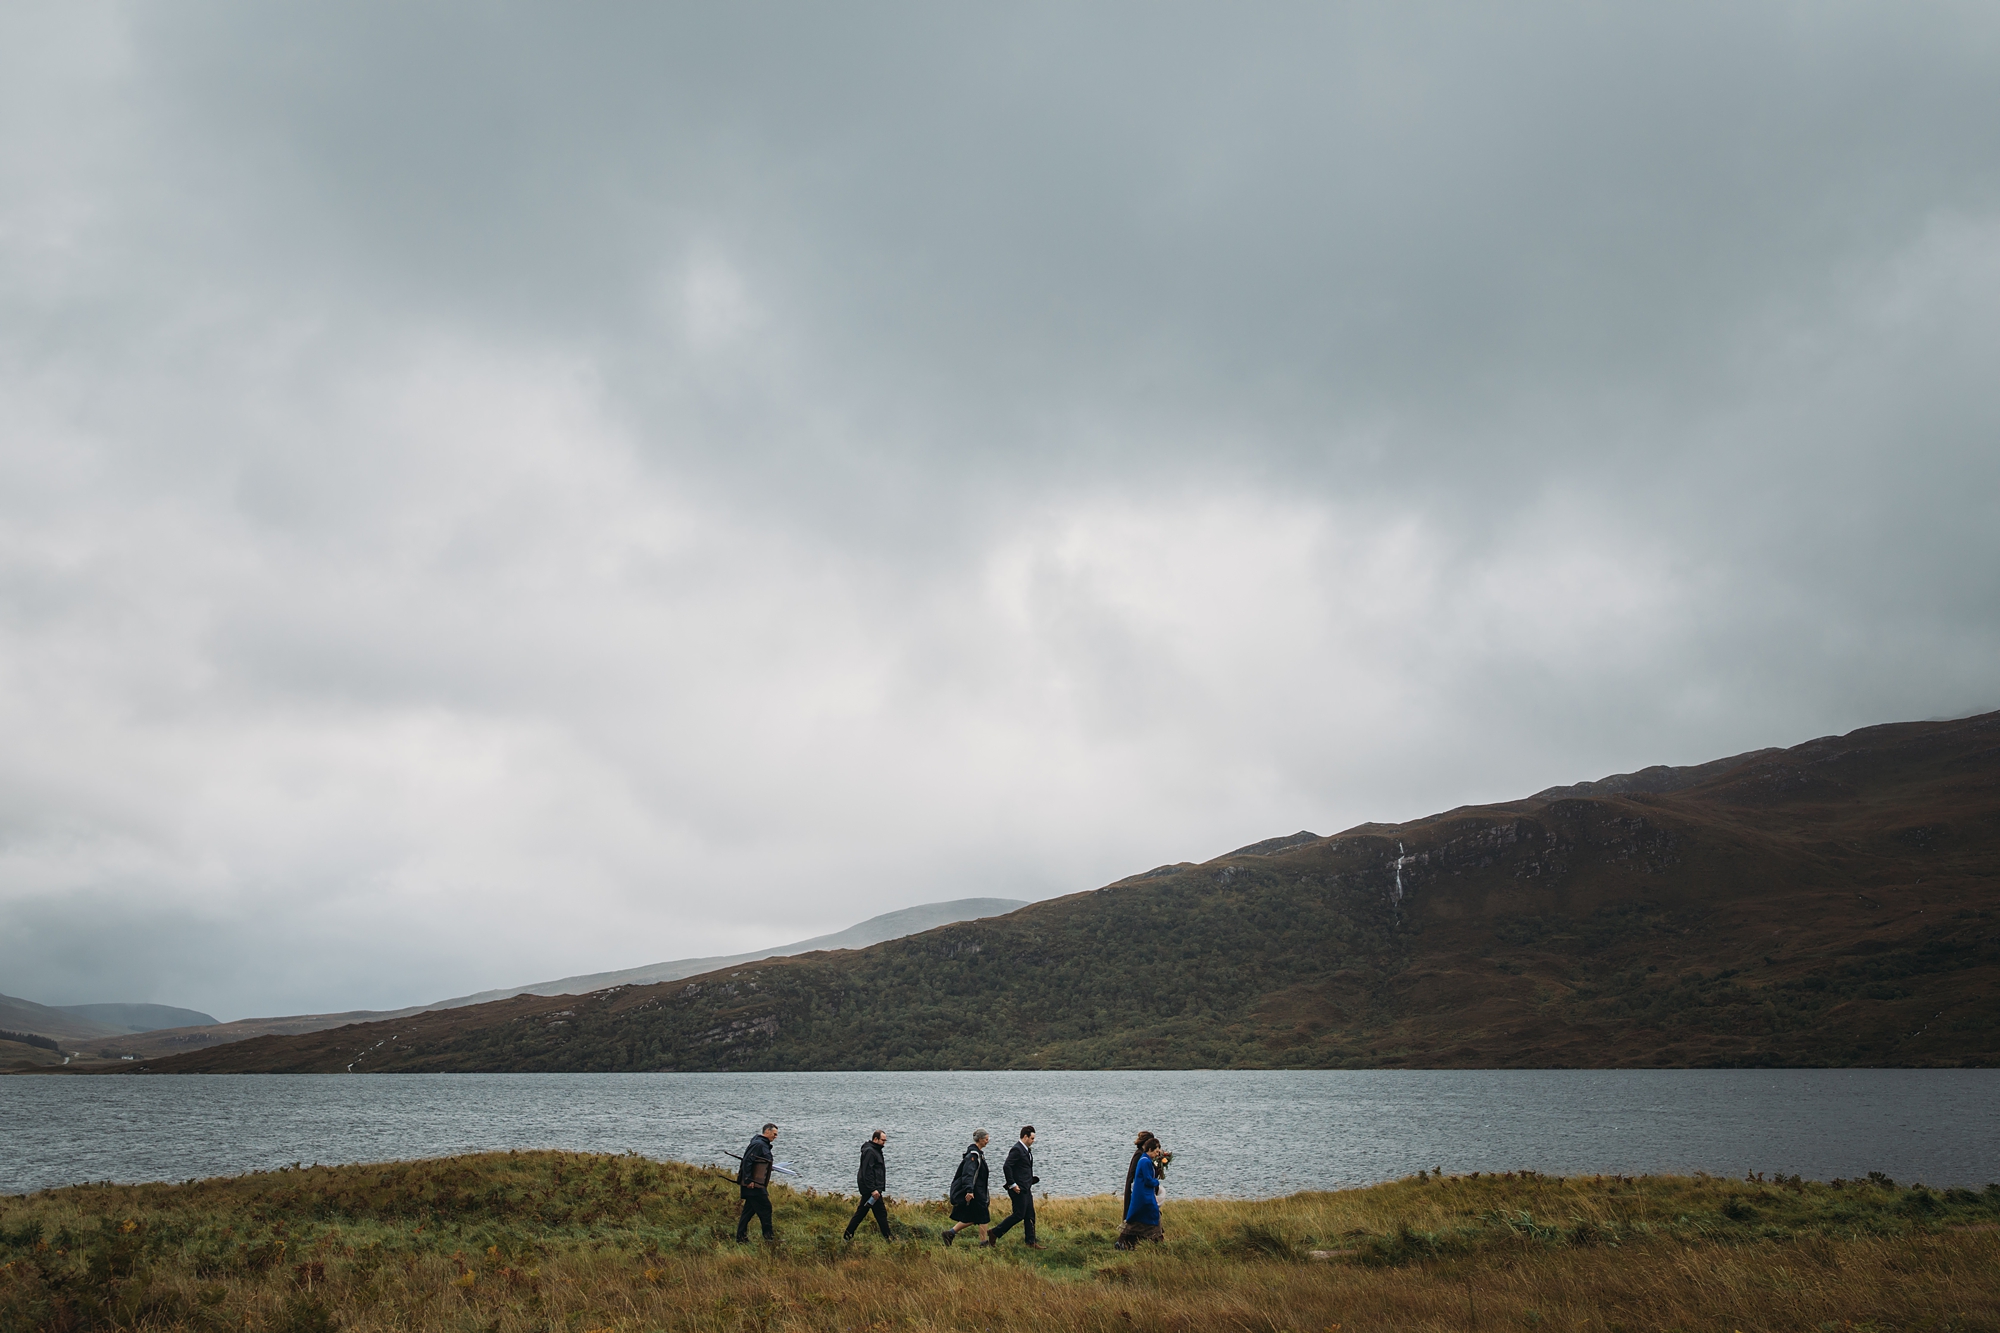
[{"xmin": 982, "ymin": 1126, "xmax": 1042, "ymax": 1248}]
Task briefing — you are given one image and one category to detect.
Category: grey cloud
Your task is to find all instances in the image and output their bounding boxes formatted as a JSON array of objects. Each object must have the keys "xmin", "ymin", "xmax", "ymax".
[{"xmin": 1, "ymin": 4, "xmax": 1997, "ymax": 1017}]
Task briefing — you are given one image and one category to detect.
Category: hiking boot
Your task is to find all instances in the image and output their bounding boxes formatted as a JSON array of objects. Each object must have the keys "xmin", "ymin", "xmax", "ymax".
[
  {"xmin": 941, "ymin": 1228, "xmax": 956, "ymax": 1246},
  {"xmin": 976, "ymin": 1238, "xmax": 996, "ymax": 1248}
]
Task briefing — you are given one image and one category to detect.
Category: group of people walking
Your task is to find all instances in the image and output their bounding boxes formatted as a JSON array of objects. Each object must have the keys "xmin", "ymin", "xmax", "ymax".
[{"xmin": 731, "ymin": 1123, "xmax": 1170, "ymax": 1250}]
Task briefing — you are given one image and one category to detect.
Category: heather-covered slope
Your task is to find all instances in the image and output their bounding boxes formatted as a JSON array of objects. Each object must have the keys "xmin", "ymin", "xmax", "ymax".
[{"xmin": 125, "ymin": 711, "xmax": 2000, "ymax": 1072}]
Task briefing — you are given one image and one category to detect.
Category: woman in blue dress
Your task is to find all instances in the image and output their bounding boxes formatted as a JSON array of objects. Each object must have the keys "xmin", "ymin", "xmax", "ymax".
[
  {"xmin": 1114, "ymin": 1136, "xmax": 1166, "ymax": 1249},
  {"xmin": 1121, "ymin": 1129, "xmax": 1156, "ymax": 1220}
]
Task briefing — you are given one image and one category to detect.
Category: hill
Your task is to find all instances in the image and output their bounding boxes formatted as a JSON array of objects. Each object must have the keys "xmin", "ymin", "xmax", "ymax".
[
  {"xmin": 119, "ymin": 710, "xmax": 2000, "ymax": 1073},
  {"xmin": 48, "ymin": 1002, "xmax": 218, "ymax": 1032},
  {"xmin": 0, "ymin": 998, "xmax": 218, "ymax": 1068},
  {"xmin": 421, "ymin": 896, "xmax": 1031, "ymax": 1008},
  {"xmin": 45, "ymin": 1008, "xmax": 420, "ymax": 1067},
  {"xmin": 17, "ymin": 898, "xmax": 1025, "ymax": 1067},
  {"xmin": 0, "ymin": 995, "xmax": 129, "ymax": 1043}
]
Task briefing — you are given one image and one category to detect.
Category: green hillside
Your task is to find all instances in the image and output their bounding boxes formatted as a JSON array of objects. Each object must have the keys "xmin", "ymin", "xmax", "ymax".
[{"xmin": 123, "ymin": 711, "xmax": 2000, "ymax": 1073}]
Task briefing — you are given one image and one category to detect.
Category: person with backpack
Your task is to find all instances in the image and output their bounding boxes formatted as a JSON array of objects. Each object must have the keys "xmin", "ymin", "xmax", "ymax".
[
  {"xmin": 843, "ymin": 1129, "xmax": 893, "ymax": 1243},
  {"xmin": 982, "ymin": 1126, "xmax": 1043, "ymax": 1249},
  {"xmin": 940, "ymin": 1130, "xmax": 991, "ymax": 1245},
  {"xmin": 734, "ymin": 1122, "xmax": 778, "ymax": 1243}
]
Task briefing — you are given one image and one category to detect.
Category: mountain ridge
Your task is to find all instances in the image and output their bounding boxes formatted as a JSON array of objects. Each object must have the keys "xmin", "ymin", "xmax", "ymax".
[
  {"xmin": 0, "ymin": 996, "xmax": 217, "ymax": 1040},
  {"xmin": 0, "ymin": 996, "xmax": 128, "ymax": 1043},
  {"xmin": 115, "ymin": 709, "xmax": 2000, "ymax": 1073},
  {"xmin": 6, "ymin": 898, "xmax": 1027, "ymax": 1066},
  {"xmin": 420, "ymin": 897, "xmax": 1031, "ymax": 1009}
]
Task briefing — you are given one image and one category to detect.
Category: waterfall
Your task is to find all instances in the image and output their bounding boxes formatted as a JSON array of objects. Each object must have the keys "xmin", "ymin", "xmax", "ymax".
[{"xmin": 1392, "ymin": 842, "xmax": 1407, "ymax": 907}]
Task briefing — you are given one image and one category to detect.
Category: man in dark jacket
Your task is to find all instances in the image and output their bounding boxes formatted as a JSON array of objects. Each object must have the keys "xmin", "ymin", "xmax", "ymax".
[
  {"xmin": 843, "ymin": 1130, "xmax": 892, "ymax": 1242},
  {"xmin": 735, "ymin": 1122, "xmax": 778, "ymax": 1242},
  {"xmin": 982, "ymin": 1126, "xmax": 1042, "ymax": 1248}
]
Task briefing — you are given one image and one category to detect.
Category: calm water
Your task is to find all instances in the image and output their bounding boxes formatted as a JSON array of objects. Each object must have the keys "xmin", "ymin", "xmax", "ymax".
[{"xmin": 3, "ymin": 1070, "xmax": 1995, "ymax": 1198}]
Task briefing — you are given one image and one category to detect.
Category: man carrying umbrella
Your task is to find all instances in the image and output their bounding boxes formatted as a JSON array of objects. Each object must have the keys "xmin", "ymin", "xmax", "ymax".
[{"xmin": 735, "ymin": 1122, "xmax": 779, "ymax": 1243}]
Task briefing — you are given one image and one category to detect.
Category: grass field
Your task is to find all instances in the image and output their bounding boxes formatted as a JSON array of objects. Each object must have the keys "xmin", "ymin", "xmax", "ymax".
[{"xmin": 4, "ymin": 1152, "xmax": 1997, "ymax": 1332}]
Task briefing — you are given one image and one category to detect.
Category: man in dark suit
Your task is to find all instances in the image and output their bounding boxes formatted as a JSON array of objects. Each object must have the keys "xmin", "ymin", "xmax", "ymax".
[
  {"xmin": 735, "ymin": 1122, "xmax": 778, "ymax": 1242},
  {"xmin": 843, "ymin": 1130, "xmax": 892, "ymax": 1242},
  {"xmin": 981, "ymin": 1126, "xmax": 1043, "ymax": 1248}
]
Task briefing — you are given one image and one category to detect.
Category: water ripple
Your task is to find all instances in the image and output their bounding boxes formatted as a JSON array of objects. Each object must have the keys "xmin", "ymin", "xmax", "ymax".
[{"xmin": 4, "ymin": 1069, "xmax": 1995, "ymax": 1198}]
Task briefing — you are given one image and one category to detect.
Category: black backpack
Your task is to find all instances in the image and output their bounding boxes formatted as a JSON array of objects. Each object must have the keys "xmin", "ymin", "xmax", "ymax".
[{"xmin": 946, "ymin": 1147, "xmax": 980, "ymax": 1200}]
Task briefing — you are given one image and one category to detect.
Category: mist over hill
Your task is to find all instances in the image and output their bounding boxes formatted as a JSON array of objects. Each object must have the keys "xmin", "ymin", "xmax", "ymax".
[
  {"xmin": 0, "ymin": 997, "xmax": 217, "ymax": 1041},
  {"xmin": 8, "ymin": 899, "xmax": 1026, "ymax": 1068},
  {"xmin": 424, "ymin": 898, "xmax": 1031, "ymax": 1009},
  {"xmin": 125, "ymin": 711, "xmax": 2000, "ymax": 1073}
]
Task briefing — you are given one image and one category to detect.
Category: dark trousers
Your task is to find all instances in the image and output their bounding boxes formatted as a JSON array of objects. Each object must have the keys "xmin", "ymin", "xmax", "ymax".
[
  {"xmin": 844, "ymin": 1194, "xmax": 891, "ymax": 1240},
  {"xmin": 736, "ymin": 1188, "xmax": 772, "ymax": 1240},
  {"xmin": 988, "ymin": 1190, "xmax": 1036, "ymax": 1244}
]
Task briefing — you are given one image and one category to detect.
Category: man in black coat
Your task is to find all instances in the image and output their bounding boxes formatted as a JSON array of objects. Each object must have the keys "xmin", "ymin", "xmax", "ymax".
[
  {"xmin": 982, "ymin": 1126, "xmax": 1042, "ymax": 1248},
  {"xmin": 843, "ymin": 1130, "xmax": 892, "ymax": 1242},
  {"xmin": 734, "ymin": 1122, "xmax": 778, "ymax": 1242}
]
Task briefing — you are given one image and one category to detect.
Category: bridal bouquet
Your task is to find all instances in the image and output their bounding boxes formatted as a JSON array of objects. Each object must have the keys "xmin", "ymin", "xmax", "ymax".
[{"xmin": 1154, "ymin": 1150, "xmax": 1173, "ymax": 1179}]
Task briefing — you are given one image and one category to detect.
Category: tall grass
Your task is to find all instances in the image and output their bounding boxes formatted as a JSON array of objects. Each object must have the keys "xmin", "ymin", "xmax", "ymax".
[{"xmin": 4, "ymin": 1154, "xmax": 1995, "ymax": 1332}]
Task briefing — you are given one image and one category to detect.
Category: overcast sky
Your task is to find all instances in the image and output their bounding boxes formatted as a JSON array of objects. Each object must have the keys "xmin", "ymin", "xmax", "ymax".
[{"xmin": 3, "ymin": 4, "xmax": 1997, "ymax": 1020}]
